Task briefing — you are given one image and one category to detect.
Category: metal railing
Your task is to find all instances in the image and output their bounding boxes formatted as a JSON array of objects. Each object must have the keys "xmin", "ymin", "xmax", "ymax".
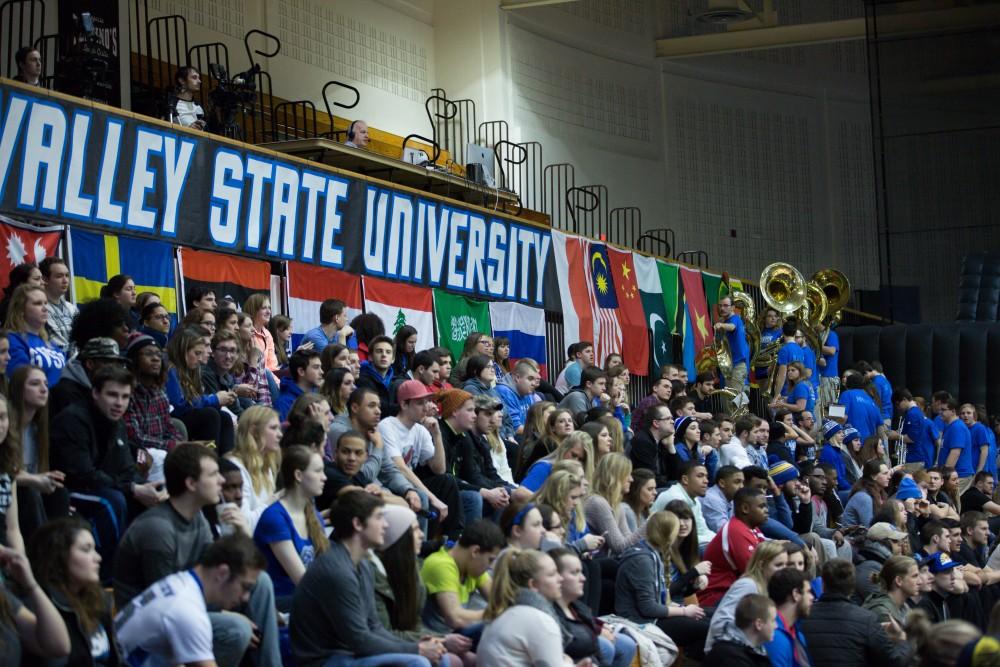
[
  {"xmin": 543, "ymin": 163, "xmax": 575, "ymax": 230},
  {"xmin": 431, "ymin": 88, "xmax": 476, "ymax": 168},
  {"xmin": 321, "ymin": 80, "xmax": 359, "ymax": 141},
  {"xmin": 2, "ymin": 0, "xmax": 44, "ymax": 79}
]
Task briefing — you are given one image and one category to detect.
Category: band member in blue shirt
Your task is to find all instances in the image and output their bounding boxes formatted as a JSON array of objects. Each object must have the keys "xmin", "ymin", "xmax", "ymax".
[{"xmin": 714, "ymin": 296, "xmax": 750, "ymax": 390}]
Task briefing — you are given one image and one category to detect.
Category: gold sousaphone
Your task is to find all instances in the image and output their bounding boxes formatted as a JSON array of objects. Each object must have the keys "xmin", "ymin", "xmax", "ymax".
[{"xmin": 811, "ymin": 269, "xmax": 851, "ymax": 328}]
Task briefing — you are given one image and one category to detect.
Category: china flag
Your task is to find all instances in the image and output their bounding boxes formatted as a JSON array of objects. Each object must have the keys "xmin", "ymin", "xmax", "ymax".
[
  {"xmin": 0, "ymin": 216, "xmax": 62, "ymax": 291},
  {"xmin": 607, "ymin": 246, "xmax": 650, "ymax": 376}
]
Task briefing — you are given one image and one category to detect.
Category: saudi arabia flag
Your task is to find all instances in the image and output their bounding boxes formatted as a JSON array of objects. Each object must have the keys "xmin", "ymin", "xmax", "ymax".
[
  {"xmin": 633, "ymin": 253, "xmax": 674, "ymax": 369},
  {"xmin": 362, "ymin": 276, "xmax": 436, "ymax": 351},
  {"xmin": 433, "ymin": 290, "xmax": 492, "ymax": 364}
]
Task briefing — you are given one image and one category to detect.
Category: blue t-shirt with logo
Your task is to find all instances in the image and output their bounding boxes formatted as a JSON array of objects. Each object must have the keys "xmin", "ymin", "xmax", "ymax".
[
  {"xmin": 253, "ymin": 501, "xmax": 322, "ymax": 598},
  {"xmin": 938, "ymin": 420, "xmax": 975, "ymax": 478},
  {"xmin": 784, "ymin": 381, "xmax": 815, "ymax": 416}
]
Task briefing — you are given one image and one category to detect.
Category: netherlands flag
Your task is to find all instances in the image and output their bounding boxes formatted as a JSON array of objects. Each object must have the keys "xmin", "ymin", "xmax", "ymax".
[
  {"xmin": 489, "ymin": 301, "xmax": 548, "ymax": 379},
  {"xmin": 286, "ymin": 262, "xmax": 362, "ymax": 348}
]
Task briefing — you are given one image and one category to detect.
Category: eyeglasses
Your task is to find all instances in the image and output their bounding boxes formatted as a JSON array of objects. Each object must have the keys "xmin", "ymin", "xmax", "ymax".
[{"xmin": 151, "ymin": 313, "xmax": 170, "ymax": 321}]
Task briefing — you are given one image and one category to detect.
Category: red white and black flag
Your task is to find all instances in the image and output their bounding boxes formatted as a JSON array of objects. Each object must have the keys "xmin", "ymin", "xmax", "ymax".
[
  {"xmin": 0, "ymin": 215, "xmax": 64, "ymax": 291},
  {"xmin": 177, "ymin": 247, "xmax": 271, "ymax": 314}
]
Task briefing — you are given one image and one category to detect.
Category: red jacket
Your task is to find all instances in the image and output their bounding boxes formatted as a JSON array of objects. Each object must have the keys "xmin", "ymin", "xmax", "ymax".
[{"xmin": 700, "ymin": 517, "xmax": 765, "ymax": 606}]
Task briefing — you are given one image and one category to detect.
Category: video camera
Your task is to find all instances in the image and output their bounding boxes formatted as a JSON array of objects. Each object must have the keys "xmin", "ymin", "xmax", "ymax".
[
  {"xmin": 55, "ymin": 12, "xmax": 115, "ymax": 104},
  {"xmin": 206, "ymin": 63, "xmax": 261, "ymax": 138}
]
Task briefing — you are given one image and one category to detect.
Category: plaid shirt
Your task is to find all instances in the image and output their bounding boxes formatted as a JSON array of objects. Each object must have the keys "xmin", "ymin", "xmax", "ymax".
[
  {"xmin": 125, "ymin": 383, "xmax": 182, "ymax": 451},
  {"xmin": 45, "ymin": 297, "xmax": 77, "ymax": 352}
]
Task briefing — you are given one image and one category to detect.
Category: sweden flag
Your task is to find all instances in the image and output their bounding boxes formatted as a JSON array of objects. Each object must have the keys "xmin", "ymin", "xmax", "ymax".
[{"xmin": 69, "ymin": 228, "xmax": 178, "ymax": 317}]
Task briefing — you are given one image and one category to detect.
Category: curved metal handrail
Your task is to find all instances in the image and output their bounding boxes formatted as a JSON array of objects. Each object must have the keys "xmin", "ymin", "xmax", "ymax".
[
  {"xmin": 244, "ymin": 28, "xmax": 280, "ymax": 69},
  {"xmin": 565, "ymin": 186, "xmax": 600, "ymax": 234},
  {"xmin": 493, "ymin": 140, "xmax": 527, "ymax": 190}
]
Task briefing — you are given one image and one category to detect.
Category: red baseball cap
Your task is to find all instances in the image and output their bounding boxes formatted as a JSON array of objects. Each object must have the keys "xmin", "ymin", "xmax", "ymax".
[{"xmin": 397, "ymin": 379, "xmax": 434, "ymax": 403}]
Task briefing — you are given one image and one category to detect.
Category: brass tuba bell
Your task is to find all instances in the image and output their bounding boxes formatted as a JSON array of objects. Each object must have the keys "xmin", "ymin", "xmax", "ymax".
[
  {"xmin": 810, "ymin": 269, "xmax": 851, "ymax": 326},
  {"xmin": 761, "ymin": 263, "xmax": 807, "ymax": 315}
]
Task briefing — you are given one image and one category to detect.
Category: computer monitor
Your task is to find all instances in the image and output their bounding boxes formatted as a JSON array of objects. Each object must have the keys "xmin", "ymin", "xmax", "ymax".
[{"xmin": 465, "ymin": 144, "xmax": 496, "ymax": 188}]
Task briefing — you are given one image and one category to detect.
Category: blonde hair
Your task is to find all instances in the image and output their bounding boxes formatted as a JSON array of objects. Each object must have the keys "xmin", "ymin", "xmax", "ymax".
[
  {"xmin": 591, "ymin": 452, "xmax": 632, "ymax": 517},
  {"xmin": 229, "ymin": 406, "xmax": 280, "ymax": 496},
  {"xmin": 744, "ymin": 540, "xmax": 788, "ymax": 593},
  {"xmin": 533, "ymin": 469, "xmax": 586, "ymax": 534},
  {"xmin": 598, "ymin": 415, "xmax": 625, "ymax": 455},
  {"xmin": 6, "ymin": 285, "xmax": 47, "ymax": 339},
  {"xmin": 906, "ymin": 611, "xmax": 980, "ymax": 667},
  {"xmin": 542, "ymin": 430, "xmax": 595, "ymax": 483},
  {"xmin": 484, "ymin": 548, "xmax": 551, "ymax": 621},
  {"xmin": 243, "ymin": 293, "xmax": 270, "ymax": 325},
  {"xmin": 645, "ymin": 510, "xmax": 679, "ymax": 559}
]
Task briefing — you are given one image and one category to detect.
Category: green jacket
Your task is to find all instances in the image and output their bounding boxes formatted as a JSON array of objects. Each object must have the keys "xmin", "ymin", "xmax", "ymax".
[{"xmin": 861, "ymin": 591, "xmax": 907, "ymax": 626}]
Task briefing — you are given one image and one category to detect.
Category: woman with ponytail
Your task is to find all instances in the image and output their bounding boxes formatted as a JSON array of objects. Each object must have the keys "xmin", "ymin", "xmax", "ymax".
[
  {"xmin": 479, "ymin": 548, "xmax": 588, "ymax": 667},
  {"xmin": 253, "ymin": 445, "xmax": 328, "ymax": 608}
]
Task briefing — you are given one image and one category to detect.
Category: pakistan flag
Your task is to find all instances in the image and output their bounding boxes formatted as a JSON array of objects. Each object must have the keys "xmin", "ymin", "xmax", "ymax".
[
  {"xmin": 433, "ymin": 290, "xmax": 493, "ymax": 363},
  {"xmin": 633, "ymin": 253, "xmax": 676, "ymax": 369}
]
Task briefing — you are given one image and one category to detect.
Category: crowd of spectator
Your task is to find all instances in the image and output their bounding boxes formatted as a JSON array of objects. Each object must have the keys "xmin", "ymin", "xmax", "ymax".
[{"xmin": 0, "ymin": 257, "xmax": 998, "ymax": 667}]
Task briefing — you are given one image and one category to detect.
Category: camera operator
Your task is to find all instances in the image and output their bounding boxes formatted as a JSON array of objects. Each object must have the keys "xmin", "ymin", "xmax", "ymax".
[
  {"xmin": 170, "ymin": 66, "xmax": 206, "ymax": 130},
  {"xmin": 13, "ymin": 46, "xmax": 42, "ymax": 86}
]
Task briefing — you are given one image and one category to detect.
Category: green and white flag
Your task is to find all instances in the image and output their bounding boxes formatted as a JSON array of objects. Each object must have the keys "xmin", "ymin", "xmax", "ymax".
[
  {"xmin": 433, "ymin": 290, "xmax": 492, "ymax": 363},
  {"xmin": 633, "ymin": 253, "xmax": 674, "ymax": 368}
]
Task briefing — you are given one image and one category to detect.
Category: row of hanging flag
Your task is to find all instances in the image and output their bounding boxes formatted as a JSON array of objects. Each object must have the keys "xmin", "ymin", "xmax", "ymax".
[
  {"xmin": 0, "ymin": 218, "xmax": 737, "ymax": 378},
  {"xmin": 549, "ymin": 230, "xmax": 740, "ymax": 378}
]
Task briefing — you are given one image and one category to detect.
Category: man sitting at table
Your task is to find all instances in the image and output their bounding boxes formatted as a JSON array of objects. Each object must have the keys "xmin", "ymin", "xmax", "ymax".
[{"xmin": 345, "ymin": 120, "xmax": 370, "ymax": 149}]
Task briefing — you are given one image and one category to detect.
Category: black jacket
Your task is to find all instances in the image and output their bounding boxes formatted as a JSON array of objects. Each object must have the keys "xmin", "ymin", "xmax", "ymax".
[
  {"xmin": 427, "ymin": 420, "xmax": 477, "ymax": 493},
  {"xmin": 200, "ymin": 360, "xmax": 249, "ymax": 415},
  {"xmin": 43, "ymin": 588, "xmax": 121, "ymax": 667},
  {"xmin": 458, "ymin": 432, "xmax": 507, "ymax": 491},
  {"xmin": 50, "ymin": 401, "xmax": 141, "ymax": 496},
  {"xmin": 629, "ymin": 428, "xmax": 671, "ymax": 488},
  {"xmin": 799, "ymin": 593, "xmax": 910, "ymax": 667},
  {"xmin": 553, "ymin": 600, "xmax": 601, "ymax": 662},
  {"xmin": 703, "ymin": 639, "xmax": 770, "ymax": 667},
  {"xmin": 355, "ymin": 363, "xmax": 396, "ymax": 417}
]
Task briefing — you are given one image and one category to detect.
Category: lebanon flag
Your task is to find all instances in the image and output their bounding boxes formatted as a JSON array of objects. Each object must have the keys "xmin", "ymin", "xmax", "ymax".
[
  {"xmin": 178, "ymin": 247, "xmax": 270, "ymax": 313},
  {"xmin": 362, "ymin": 276, "xmax": 435, "ymax": 350},
  {"xmin": 286, "ymin": 262, "xmax": 362, "ymax": 348},
  {"xmin": 0, "ymin": 216, "xmax": 62, "ymax": 291},
  {"xmin": 489, "ymin": 301, "xmax": 548, "ymax": 378},
  {"xmin": 606, "ymin": 247, "xmax": 649, "ymax": 376}
]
